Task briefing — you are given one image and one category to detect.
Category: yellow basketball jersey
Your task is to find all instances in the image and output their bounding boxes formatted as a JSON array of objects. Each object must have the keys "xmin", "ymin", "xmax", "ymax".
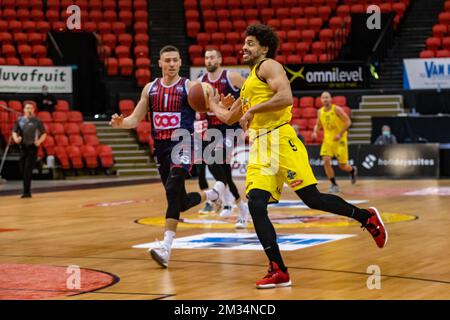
[
  {"xmin": 240, "ymin": 59, "xmax": 292, "ymax": 132},
  {"xmin": 319, "ymin": 104, "xmax": 347, "ymax": 144}
]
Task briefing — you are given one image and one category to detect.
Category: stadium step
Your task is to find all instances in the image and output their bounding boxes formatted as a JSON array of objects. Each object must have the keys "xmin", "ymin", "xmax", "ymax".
[
  {"xmin": 347, "ymin": 95, "xmax": 406, "ymax": 145},
  {"xmin": 109, "ymin": 144, "xmax": 140, "ymax": 151},
  {"xmin": 116, "ymin": 168, "xmax": 159, "ymax": 177},
  {"xmin": 99, "ymin": 137, "xmax": 137, "ymax": 144},
  {"xmin": 114, "ymin": 156, "xmax": 151, "ymax": 164},
  {"xmin": 112, "ymin": 150, "xmax": 148, "ymax": 157},
  {"xmin": 113, "ymin": 163, "xmax": 156, "ymax": 170}
]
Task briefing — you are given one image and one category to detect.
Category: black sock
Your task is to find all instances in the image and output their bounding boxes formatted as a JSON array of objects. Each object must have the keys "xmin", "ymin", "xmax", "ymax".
[
  {"xmin": 350, "ymin": 167, "xmax": 355, "ymax": 174},
  {"xmin": 265, "ymin": 244, "xmax": 287, "ymax": 272},
  {"xmin": 330, "ymin": 177, "xmax": 337, "ymax": 185}
]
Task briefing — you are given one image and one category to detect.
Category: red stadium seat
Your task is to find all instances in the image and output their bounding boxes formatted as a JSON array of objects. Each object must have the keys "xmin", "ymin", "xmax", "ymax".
[
  {"xmin": 301, "ymin": 107, "xmax": 317, "ymax": 119},
  {"xmin": 329, "ymin": 17, "xmax": 344, "ymax": 31},
  {"xmin": 332, "ymin": 96, "xmax": 347, "ymax": 106},
  {"xmin": 136, "ymin": 68, "xmax": 151, "ymax": 87},
  {"xmin": 43, "ymin": 135, "xmax": 56, "ymax": 156},
  {"xmin": 38, "ymin": 58, "xmax": 54, "ymax": 66},
  {"xmin": 84, "ymin": 134, "xmax": 100, "ymax": 147},
  {"xmin": 303, "ymin": 54, "xmax": 318, "ymax": 63},
  {"xmin": 205, "ymin": 21, "xmax": 218, "ymax": 33},
  {"xmin": 106, "ymin": 58, "xmax": 119, "ymax": 76},
  {"xmin": 426, "ymin": 37, "xmax": 441, "ymax": 51},
  {"xmin": 280, "ymin": 42, "xmax": 295, "ymax": 55},
  {"xmin": 299, "ymin": 97, "xmax": 314, "ymax": 110},
  {"xmin": 136, "ymin": 57, "xmax": 151, "ymax": 69},
  {"xmin": 134, "ymin": 33, "xmax": 149, "ymax": 46},
  {"xmin": 0, "ymin": 32, "xmax": 13, "ymax": 45},
  {"xmin": 196, "ymin": 33, "xmax": 210, "ymax": 46},
  {"xmin": 9, "ymin": 20, "xmax": 23, "ymax": 33},
  {"xmin": 276, "ymin": 30, "xmax": 287, "ymax": 42},
  {"xmin": 119, "ymin": 58, "xmax": 134, "ymax": 76},
  {"xmin": 50, "ymin": 123, "xmax": 65, "ymax": 136},
  {"xmin": 211, "ymin": 32, "xmax": 225, "ymax": 45},
  {"xmin": 220, "ymin": 44, "xmax": 234, "ymax": 57},
  {"xmin": 134, "ymin": 22, "xmax": 148, "ymax": 34},
  {"xmin": 134, "ymin": 0, "xmax": 147, "ymax": 10},
  {"xmin": 304, "ymin": 6, "xmax": 318, "ymax": 18},
  {"xmin": 309, "ymin": 18, "xmax": 323, "ymax": 33},
  {"xmin": 287, "ymin": 55, "xmax": 302, "ymax": 64},
  {"xmin": 6, "ymin": 57, "xmax": 20, "ymax": 65},
  {"xmin": 64, "ymin": 123, "xmax": 81, "ymax": 135},
  {"xmin": 187, "ymin": 21, "xmax": 201, "ymax": 38},
  {"xmin": 312, "ymin": 41, "xmax": 326, "ymax": 55},
  {"xmin": 260, "ymin": 8, "xmax": 274, "ymax": 22},
  {"xmin": 295, "ymin": 18, "xmax": 309, "ymax": 32},
  {"xmin": 55, "ymin": 135, "xmax": 69, "ymax": 147},
  {"xmin": 52, "ymin": 111, "xmax": 68, "ymax": 124},
  {"xmin": 36, "ymin": 21, "xmax": 50, "ymax": 33},
  {"xmin": 28, "ymin": 33, "xmax": 43, "ymax": 46},
  {"xmin": 287, "ymin": 30, "xmax": 301, "ymax": 42},
  {"xmin": 202, "ymin": 9, "xmax": 216, "ymax": 21},
  {"xmin": 37, "ymin": 111, "xmax": 52, "ymax": 123},
  {"xmin": 318, "ymin": 6, "xmax": 331, "ymax": 20},
  {"xmin": 134, "ymin": 10, "xmax": 148, "ymax": 23},
  {"xmin": 136, "ymin": 121, "xmax": 151, "ymax": 143},
  {"xmin": 319, "ymin": 28, "xmax": 333, "ymax": 42},
  {"xmin": 80, "ymin": 145, "xmax": 98, "ymax": 169},
  {"xmin": 32, "ymin": 45, "xmax": 47, "ymax": 58},
  {"xmin": 219, "ymin": 20, "xmax": 233, "ymax": 33},
  {"xmin": 96, "ymin": 145, "xmax": 114, "ymax": 168},
  {"xmin": 134, "ymin": 45, "xmax": 149, "ymax": 58},
  {"xmin": 54, "ymin": 146, "xmax": 71, "ymax": 169},
  {"xmin": 433, "ymin": 24, "xmax": 447, "ymax": 38},
  {"xmin": 66, "ymin": 146, "xmax": 83, "ymax": 169},
  {"xmin": 223, "ymin": 56, "xmax": 238, "ymax": 65},
  {"xmin": 69, "ymin": 134, "xmax": 84, "ymax": 147},
  {"xmin": 281, "ymin": 18, "xmax": 295, "ymax": 31},
  {"xmin": 56, "ymin": 100, "xmax": 70, "ymax": 112},
  {"xmin": 67, "ymin": 111, "xmax": 83, "ymax": 124},
  {"xmin": 301, "ymin": 29, "xmax": 316, "ymax": 43},
  {"xmin": 189, "ymin": 45, "xmax": 203, "ymax": 58},
  {"xmin": 119, "ymin": 100, "xmax": 135, "ymax": 116},
  {"xmin": 115, "ymin": 45, "xmax": 130, "ymax": 58},
  {"xmin": 275, "ymin": 55, "xmax": 286, "ymax": 64},
  {"xmin": 439, "ymin": 12, "xmax": 450, "ymax": 25},
  {"xmin": 80, "ymin": 123, "xmax": 97, "ymax": 136},
  {"xmin": 436, "ymin": 49, "xmax": 450, "ymax": 58}
]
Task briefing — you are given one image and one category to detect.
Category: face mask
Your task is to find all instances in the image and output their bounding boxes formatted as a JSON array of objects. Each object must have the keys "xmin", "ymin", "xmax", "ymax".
[{"xmin": 382, "ymin": 131, "xmax": 390, "ymax": 137}]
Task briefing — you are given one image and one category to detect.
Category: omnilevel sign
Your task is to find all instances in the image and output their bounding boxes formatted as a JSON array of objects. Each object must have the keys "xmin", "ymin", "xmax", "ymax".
[{"xmin": 285, "ymin": 62, "xmax": 366, "ymax": 89}]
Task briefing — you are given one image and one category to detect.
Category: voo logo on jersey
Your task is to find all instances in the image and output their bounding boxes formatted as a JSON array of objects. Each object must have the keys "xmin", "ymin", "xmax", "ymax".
[
  {"xmin": 153, "ymin": 112, "xmax": 181, "ymax": 130},
  {"xmin": 362, "ymin": 154, "xmax": 377, "ymax": 169}
]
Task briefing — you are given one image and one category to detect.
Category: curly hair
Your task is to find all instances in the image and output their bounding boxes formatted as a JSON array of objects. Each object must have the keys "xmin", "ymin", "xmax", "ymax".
[{"xmin": 245, "ymin": 24, "xmax": 280, "ymax": 59}]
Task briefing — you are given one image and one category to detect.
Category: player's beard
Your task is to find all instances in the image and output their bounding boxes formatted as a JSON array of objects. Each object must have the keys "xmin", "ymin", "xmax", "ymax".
[{"xmin": 206, "ymin": 64, "xmax": 218, "ymax": 72}]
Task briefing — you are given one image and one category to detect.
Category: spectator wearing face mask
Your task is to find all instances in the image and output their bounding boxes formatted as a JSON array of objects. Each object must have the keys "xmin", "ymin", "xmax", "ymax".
[{"xmin": 374, "ymin": 125, "xmax": 397, "ymax": 145}]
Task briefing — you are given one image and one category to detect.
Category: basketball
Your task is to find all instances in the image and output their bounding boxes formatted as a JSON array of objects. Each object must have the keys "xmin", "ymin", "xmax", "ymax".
[{"xmin": 188, "ymin": 82, "xmax": 215, "ymax": 112}]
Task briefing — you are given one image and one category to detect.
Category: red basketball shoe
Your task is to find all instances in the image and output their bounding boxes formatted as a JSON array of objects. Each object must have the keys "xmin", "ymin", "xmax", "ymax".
[
  {"xmin": 363, "ymin": 207, "xmax": 388, "ymax": 248},
  {"xmin": 255, "ymin": 262, "xmax": 291, "ymax": 289}
]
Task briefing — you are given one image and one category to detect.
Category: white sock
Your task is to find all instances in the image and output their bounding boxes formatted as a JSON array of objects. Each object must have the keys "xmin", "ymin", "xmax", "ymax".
[
  {"xmin": 163, "ymin": 230, "xmax": 175, "ymax": 249},
  {"xmin": 238, "ymin": 200, "xmax": 248, "ymax": 214},
  {"xmin": 205, "ymin": 189, "xmax": 219, "ymax": 202}
]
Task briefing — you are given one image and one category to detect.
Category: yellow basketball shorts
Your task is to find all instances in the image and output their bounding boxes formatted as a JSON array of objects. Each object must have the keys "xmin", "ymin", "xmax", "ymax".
[
  {"xmin": 320, "ymin": 138, "xmax": 349, "ymax": 164},
  {"xmin": 245, "ymin": 124, "xmax": 318, "ymax": 203}
]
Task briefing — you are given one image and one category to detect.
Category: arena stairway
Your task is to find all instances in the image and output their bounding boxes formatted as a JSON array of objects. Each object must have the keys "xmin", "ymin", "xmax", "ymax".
[
  {"xmin": 371, "ymin": 0, "xmax": 445, "ymax": 89},
  {"xmin": 348, "ymin": 95, "xmax": 406, "ymax": 144},
  {"xmin": 91, "ymin": 121, "xmax": 158, "ymax": 177}
]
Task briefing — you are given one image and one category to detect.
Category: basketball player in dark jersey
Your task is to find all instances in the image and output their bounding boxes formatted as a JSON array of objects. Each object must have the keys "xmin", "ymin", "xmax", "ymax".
[
  {"xmin": 197, "ymin": 48, "xmax": 249, "ymax": 229},
  {"xmin": 110, "ymin": 45, "xmax": 225, "ymax": 268}
]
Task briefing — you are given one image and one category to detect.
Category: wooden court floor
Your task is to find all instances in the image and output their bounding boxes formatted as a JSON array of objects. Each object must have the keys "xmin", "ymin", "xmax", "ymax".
[{"xmin": 0, "ymin": 178, "xmax": 449, "ymax": 300}]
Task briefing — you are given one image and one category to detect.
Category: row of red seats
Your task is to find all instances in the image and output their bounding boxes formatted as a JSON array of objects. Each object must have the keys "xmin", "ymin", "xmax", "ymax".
[
  {"xmin": 421, "ymin": 2, "xmax": 450, "ymax": 58},
  {"xmin": 293, "ymin": 95, "xmax": 347, "ymax": 109},
  {"xmin": 48, "ymin": 144, "xmax": 114, "ymax": 170},
  {"xmin": 186, "ymin": 6, "xmax": 333, "ymax": 24},
  {"xmin": 0, "ymin": 57, "xmax": 52, "ymax": 66},
  {"xmin": 44, "ymin": 0, "xmax": 147, "ymax": 11},
  {"xmin": 185, "ymin": 0, "xmax": 339, "ymax": 11}
]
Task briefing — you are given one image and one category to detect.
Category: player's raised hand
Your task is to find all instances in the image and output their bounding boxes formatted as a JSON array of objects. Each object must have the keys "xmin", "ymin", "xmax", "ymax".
[
  {"xmin": 220, "ymin": 93, "xmax": 235, "ymax": 109},
  {"xmin": 110, "ymin": 113, "xmax": 124, "ymax": 128}
]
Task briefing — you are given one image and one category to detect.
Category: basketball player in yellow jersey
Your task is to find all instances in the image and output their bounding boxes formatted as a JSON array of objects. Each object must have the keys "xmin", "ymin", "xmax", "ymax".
[
  {"xmin": 312, "ymin": 91, "xmax": 357, "ymax": 193},
  {"xmin": 208, "ymin": 24, "xmax": 387, "ymax": 289}
]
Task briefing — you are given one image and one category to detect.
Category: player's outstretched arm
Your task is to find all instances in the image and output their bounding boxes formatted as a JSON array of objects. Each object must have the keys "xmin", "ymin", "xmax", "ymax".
[
  {"xmin": 110, "ymin": 83, "xmax": 151, "ymax": 129},
  {"xmin": 208, "ymin": 91, "xmax": 243, "ymax": 125},
  {"xmin": 244, "ymin": 59, "xmax": 293, "ymax": 115}
]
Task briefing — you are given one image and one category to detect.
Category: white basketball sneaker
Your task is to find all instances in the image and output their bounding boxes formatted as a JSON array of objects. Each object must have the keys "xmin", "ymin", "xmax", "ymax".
[
  {"xmin": 149, "ymin": 242, "xmax": 171, "ymax": 268},
  {"xmin": 235, "ymin": 201, "xmax": 250, "ymax": 229}
]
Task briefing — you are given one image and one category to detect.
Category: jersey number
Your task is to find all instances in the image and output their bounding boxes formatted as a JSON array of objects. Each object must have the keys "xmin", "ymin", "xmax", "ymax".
[
  {"xmin": 164, "ymin": 93, "xmax": 169, "ymax": 109},
  {"xmin": 289, "ymin": 140, "xmax": 298, "ymax": 151}
]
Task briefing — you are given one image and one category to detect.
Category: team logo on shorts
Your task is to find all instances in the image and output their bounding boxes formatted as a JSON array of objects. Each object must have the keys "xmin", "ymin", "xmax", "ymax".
[{"xmin": 287, "ymin": 170, "xmax": 296, "ymax": 180}]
